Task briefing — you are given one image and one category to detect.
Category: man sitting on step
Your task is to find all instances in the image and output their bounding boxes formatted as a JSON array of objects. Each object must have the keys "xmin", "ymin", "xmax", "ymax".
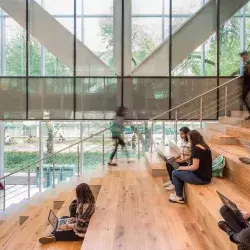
[{"xmin": 218, "ymin": 205, "xmax": 250, "ymax": 250}]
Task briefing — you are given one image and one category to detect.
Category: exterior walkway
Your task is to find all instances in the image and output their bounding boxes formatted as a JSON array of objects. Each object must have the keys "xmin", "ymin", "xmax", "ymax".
[{"xmin": 82, "ymin": 159, "xmax": 210, "ymax": 250}]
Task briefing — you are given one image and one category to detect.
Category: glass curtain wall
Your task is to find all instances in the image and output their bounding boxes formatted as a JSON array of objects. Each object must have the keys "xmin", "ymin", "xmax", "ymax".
[{"xmin": 0, "ymin": 0, "xmax": 248, "ymax": 120}]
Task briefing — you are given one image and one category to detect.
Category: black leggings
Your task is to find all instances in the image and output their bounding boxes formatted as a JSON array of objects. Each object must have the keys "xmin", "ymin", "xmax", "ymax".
[
  {"xmin": 53, "ymin": 216, "xmax": 82, "ymax": 242},
  {"xmin": 220, "ymin": 205, "xmax": 250, "ymax": 247},
  {"xmin": 166, "ymin": 162, "xmax": 188, "ymax": 181},
  {"xmin": 110, "ymin": 136, "xmax": 129, "ymax": 161}
]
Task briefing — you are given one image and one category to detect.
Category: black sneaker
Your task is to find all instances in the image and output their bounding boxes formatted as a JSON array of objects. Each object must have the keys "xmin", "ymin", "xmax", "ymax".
[
  {"xmin": 39, "ymin": 235, "xmax": 56, "ymax": 244},
  {"xmin": 239, "ymin": 157, "xmax": 250, "ymax": 164},
  {"xmin": 238, "ymin": 244, "xmax": 250, "ymax": 250},
  {"xmin": 218, "ymin": 221, "xmax": 235, "ymax": 237},
  {"xmin": 108, "ymin": 162, "xmax": 118, "ymax": 166},
  {"xmin": 244, "ymin": 116, "xmax": 250, "ymax": 121}
]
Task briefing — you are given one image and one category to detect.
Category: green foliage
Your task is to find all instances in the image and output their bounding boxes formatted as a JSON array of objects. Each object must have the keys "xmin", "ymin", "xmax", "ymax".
[{"xmin": 4, "ymin": 151, "xmax": 112, "ymax": 173}]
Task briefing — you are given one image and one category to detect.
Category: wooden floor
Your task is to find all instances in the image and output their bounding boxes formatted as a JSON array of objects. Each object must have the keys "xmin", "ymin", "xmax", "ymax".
[{"xmin": 82, "ymin": 159, "xmax": 211, "ymax": 250}]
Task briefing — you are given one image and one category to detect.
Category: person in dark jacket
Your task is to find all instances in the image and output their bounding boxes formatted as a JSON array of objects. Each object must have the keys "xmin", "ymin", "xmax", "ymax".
[
  {"xmin": 240, "ymin": 51, "xmax": 250, "ymax": 120},
  {"xmin": 218, "ymin": 205, "xmax": 250, "ymax": 250}
]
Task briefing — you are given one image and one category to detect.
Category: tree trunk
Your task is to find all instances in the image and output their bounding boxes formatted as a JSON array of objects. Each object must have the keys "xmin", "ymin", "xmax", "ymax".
[
  {"xmin": 45, "ymin": 122, "xmax": 54, "ymax": 155},
  {"xmin": 130, "ymin": 124, "xmax": 151, "ymax": 152}
]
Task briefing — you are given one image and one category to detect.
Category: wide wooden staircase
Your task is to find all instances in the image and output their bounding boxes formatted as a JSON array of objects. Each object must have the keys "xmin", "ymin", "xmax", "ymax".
[
  {"xmin": 0, "ymin": 170, "xmax": 103, "ymax": 250},
  {"xmin": 145, "ymin": 111, "xmax": 250, "ymax": 250},
  {"xmin": 1, "ymin": 111, "xmax": 250, "ymax": 249}
]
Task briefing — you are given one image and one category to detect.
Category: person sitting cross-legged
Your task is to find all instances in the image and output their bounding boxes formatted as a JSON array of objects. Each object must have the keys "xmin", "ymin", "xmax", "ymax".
[
  {"xmin": 39, "ymin": 183, "xmax": 95, "ymax": 244},
  {"xmin": 169, "ymin": 130, "xmax": 212, "ymax": 204}
]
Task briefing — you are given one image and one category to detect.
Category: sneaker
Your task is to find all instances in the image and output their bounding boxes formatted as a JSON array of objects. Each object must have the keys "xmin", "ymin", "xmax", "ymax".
[
  {"xmin": 163, "ymin": 181, "xmax": 172, "ymax": 187},
  {"xmin": 39, "ymin": 235, "xmax": 56, "ymax": 244},
  {"xmin": 238, "ymin": 244, "xmax": 250, "ymax": 250},
  {"xmin": 244, "ymin": 115, "xmax": 250, "ymax": 121},
  {"xmin": 239, "ymin": 157, "xmax": 250, "ymax": 164},
  {"xmin": 166, "ymin": 184, "xmax": 175, "ymax": 191},
  {"xmin": 108, "ymin": 162, "xmax": 118, "ymax": 166},
  {"xmin": 169, "ymin": 193, "xmax": 185, "ymax": 204},
  {"xmin": 218, "ymin": 221, "xmax": 235, "ymax": 237}
]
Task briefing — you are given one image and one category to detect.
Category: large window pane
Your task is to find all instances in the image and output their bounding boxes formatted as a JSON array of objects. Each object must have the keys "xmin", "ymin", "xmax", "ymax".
[
  {"xmin": 4, "ymin": 121, "xmax": 40, "ymax": 208},
  {"xmin": 39, "ymin": 0, "xmax": 74, "ymax": 76},
  {"xmin": 84, "ymin": 0, "xmax": 113, "ymax": 15},
  {"xmin": 44, "ymin": 0, "xmax": 81, "ymax": 15},
  {"xmin": 6, "ymin": 18, "xmax": 26, "ymax": 76},
  {"xmin": 76, "ymin": 78, "xmax": 117, "ymax": 119},
  {"xmin": 0, "ymin": 78, "xmax": 26, "ymax": 119},
  {"xmin": 28, "ymin": 78, "xmax": 74, "ymax": 119},
  {"xmin": 132, "ymin": 18, "xmax": 162, "ymax": 67},
  {"xmin": 172, "ymin": 1, "xmax": 217, "ymax": 76},
  {"xmin": 132, "ymin": 0, "xmax": 162, "ymax": 15}
]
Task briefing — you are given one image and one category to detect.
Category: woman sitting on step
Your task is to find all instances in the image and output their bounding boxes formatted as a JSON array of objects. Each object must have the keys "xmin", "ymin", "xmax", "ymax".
[
  {"xmin": 169, "ymin": 130, "xmax": 212, "ymax": 204},
  {"xmin": 39, "ymin": 183, "xmax": 96, "ymax": 244},
  {"xmin": 218, "ymin": 205, "xmax": 250, "ymax": 250},
  {"xmin": 164, "ymin": 126, "xmax": 191, "ymax": 191}
]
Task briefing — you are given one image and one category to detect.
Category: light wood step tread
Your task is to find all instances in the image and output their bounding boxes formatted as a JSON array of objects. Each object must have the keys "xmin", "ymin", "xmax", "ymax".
[{"xmin": 186, "ymin": 178, "xmax": 250, "ymax": 250}]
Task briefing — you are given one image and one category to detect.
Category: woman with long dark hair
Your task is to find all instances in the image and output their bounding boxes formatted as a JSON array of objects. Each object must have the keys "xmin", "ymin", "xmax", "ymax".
[
  {"xmin": 164, "ymin": 126, "xmax": 191, "ymax": 191},
  {"xmin": 39, "ymin": 183, "xmax": 95, "ymax": 244},
  {"xmin": 169, "ymin": 130, "xmax": 212, "ymax": 204}
]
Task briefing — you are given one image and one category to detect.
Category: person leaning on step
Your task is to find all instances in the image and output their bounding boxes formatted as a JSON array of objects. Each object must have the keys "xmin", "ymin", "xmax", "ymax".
[
  {"xmin": 39, "ymin": 183, "xmax": 95, "ymax": 244},
  {"xmin": 164, "ymin": 126, "xmax": 191, "ymax": 191},
  {"xmin": 169, "ymin": 130, "xmax": 212, "ymax": 204},
  {"xmin": 240, "ymin": 51, "xmax": 250, "ymax": 121},
  {"xmin": 218, "ymin": 205, "xmax": 250, "ymax": 250}
]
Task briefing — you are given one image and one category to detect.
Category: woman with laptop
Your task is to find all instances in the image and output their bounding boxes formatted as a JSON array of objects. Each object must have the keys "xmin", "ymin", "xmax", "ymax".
[
  {"xmin": 169, "ymin": 130, "xmax": 212, "ymax": 204},
  {"xmin": 164, "ymin": 126, "xmax": 191, "ymax": 191},
  {"xmin": 218, "ymin": 205, "xmax": 250, "ymax": 249},
  {"xmin": 39, "ymin": 183, "xmax": 96, "ymax": 244}
]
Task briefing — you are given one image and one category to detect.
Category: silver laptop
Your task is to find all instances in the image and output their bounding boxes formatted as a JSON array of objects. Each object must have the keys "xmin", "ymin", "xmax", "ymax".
[
  {"xmin": 157, "ymin": 149, "xmax": 180, "ymax": 169},
  {"xmin": 48, "ymin": 209, "xmax": 69, "ymax": 231}
]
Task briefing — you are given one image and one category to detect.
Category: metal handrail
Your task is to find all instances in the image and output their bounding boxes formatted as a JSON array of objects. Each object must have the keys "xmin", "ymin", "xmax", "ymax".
[
  {"xmin": 148, "ymin": 76, "xmax": 241, "ymax": 121},
  {"xmin": 0, "ymin": 127, "xmax": 109, "ymax": 181}
]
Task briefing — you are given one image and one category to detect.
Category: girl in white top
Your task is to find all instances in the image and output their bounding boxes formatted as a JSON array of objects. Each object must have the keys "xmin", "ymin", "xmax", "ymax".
[{"xmin": 164, "ymin": 127, "xmax": 191, "ymax": 191}]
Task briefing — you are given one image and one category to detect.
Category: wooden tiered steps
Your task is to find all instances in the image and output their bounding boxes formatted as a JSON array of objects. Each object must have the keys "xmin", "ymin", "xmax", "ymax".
[
  {"xmin": 186, "ymin": 178, "xmax": 250, "ymax": 250},
  {"xmin": 34, "ymin": 176, "xmax": 103, "ymax": 250},
  {"xmin": 0, "ymin": 199, "xmax": 55, "ymax": 250},
  {"xmin": 0, "ymin": 170, "xmax": 102, "ymax": 249},
  {"xmin": 82, "ymin": 160, "xmax": 213, "ymax": 250},
  {"xmin": 89, "ymin": 177, "xmax": 102, "ymax": 201},
  {"xmin": 145, "ymin": 147, "xmax": 178, "ymax": 177},
  {"xmin": 53, "ymin": 192, "xmax": 68, "ymax": 210}
]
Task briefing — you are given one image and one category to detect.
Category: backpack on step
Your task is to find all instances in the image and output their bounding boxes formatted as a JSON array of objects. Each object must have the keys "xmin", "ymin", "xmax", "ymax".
[{"xmin": 212, "ymin": 155, "xmax": 226, "ymax": 177}]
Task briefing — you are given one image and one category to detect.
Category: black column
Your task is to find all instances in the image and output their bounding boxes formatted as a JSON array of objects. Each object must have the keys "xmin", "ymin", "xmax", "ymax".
[
  {"xmin": 169, "ymin": 0, "xmax": 172, "ymax": 120},
  {"xmin": 73, "ymin": 0, "xmax": 77, "ymax": 119}
]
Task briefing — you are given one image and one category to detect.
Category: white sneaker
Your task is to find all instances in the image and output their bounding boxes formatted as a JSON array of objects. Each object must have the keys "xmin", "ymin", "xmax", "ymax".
[
  {"xmin": 163, "ymin": 181, "xmax": 172, "ymax": 187},
  {"xmin": 165, "ymin": 184, "xmax": 175, "ymax": 191},
  {"xmin": 169, "ymin": 193, "xmax": 185, "ymax": 204}
]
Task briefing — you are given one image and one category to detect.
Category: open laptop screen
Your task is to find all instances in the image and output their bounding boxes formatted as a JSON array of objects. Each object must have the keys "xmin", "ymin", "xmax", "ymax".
[{"xmin": 48, "ymin": 209, "xmax": 58, "ymax": 230}]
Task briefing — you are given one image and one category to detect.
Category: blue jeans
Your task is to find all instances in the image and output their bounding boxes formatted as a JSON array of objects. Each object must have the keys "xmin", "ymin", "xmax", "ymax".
[{"xmin": 172, "ymin": 170, "xmax": 210, "ymax": 197}]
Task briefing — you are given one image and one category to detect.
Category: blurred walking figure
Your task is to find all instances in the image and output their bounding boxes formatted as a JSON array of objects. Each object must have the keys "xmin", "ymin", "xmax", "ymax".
[
  {"xmin": 108, "ymin": 106, "xmax": 129, "ymax": 166},
  {"xmin": 240, "ymin": 51, "xmax": 250, "ymax": 120},
  {"xmin": 132, "ymin": 133, "xmax": 136, "ymax": 151}
]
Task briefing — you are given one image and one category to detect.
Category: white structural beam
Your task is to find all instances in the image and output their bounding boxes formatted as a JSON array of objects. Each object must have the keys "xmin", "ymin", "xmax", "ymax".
[
  {"xmin": 0, "ymin": 0, "xmax": 113, "ymax": 76},
  {"xmin": 130, "ymin": 0, "xmax": 249, "ymax": 76}
]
